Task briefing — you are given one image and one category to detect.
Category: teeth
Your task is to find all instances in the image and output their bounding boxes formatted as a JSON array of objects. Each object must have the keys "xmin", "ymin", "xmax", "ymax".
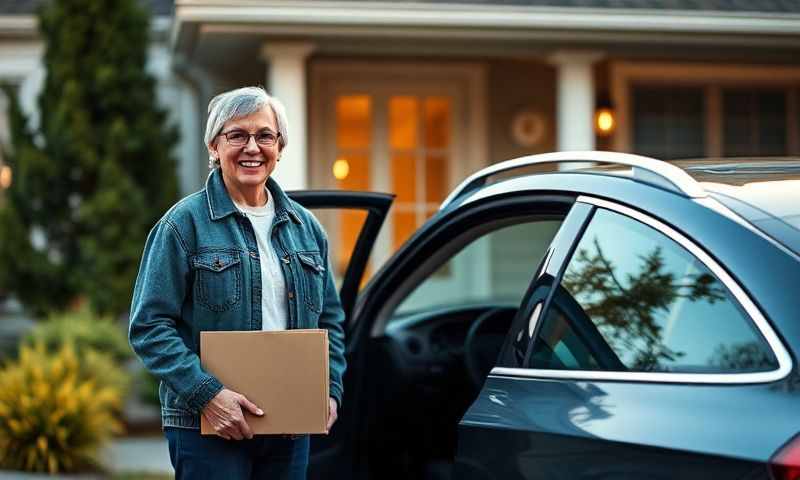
[{"xmin": 240, "ymin": 161, "xmax": 262, "ymax": 167}]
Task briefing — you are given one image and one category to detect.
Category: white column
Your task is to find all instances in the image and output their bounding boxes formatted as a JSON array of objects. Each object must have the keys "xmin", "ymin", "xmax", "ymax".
[
  {"xmin": 261, "ymin": 42, "xmax": 314, "ymax": 190},
  {"xmin": 548, "ymin": 51, "xmax": 604, "ymax": 153}
]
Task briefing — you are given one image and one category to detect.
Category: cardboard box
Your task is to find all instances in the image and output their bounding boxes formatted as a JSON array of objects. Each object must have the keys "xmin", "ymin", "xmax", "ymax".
[{"xmin": 200, "ymin": 329, "xmax": 329, "ymax": 435}]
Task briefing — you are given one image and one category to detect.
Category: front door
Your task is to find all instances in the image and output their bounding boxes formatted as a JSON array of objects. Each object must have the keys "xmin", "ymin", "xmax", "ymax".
[{"xmin": 310, "ymin": 62, "xmax": 487, "ymax": 300}]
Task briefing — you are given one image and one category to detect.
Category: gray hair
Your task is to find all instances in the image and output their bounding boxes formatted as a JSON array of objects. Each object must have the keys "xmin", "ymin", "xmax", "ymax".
[{"xmin": 205, "ymin": 86, "xmax": 289, "ymax": 168}]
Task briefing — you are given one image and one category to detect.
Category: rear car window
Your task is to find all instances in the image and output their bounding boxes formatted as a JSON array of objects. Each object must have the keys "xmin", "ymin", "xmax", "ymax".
[{"xmin": 529, "ymin": 208, "xmax": 778, "ymax": 374}]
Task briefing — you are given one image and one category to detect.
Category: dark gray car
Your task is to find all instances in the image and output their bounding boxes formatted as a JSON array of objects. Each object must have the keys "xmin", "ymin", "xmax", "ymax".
[{"xmin": 291, "ymin": 152, "xmax": 800, "ymax": 480}]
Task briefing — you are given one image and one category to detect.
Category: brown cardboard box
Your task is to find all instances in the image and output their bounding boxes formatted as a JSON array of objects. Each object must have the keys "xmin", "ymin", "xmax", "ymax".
[{"xmin": 200, "ymin": 329, "xmax": 329, "ymax": 435}]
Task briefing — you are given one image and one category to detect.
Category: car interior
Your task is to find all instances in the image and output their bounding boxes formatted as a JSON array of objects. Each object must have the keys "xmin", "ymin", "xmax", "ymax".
[{"xmin": 358, "ymin": 213, "xmax": 566, "ymax": 480}]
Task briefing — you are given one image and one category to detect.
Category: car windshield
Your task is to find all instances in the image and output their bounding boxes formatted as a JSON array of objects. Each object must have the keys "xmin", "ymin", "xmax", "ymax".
[{"xmin": 675, "ymin": 160, "xmax": 800, "ymax": 255}]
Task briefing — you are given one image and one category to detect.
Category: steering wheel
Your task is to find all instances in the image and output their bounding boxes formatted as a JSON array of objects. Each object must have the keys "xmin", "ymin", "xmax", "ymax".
[{"xmin": 464, "ymin": 306, "xmax": 517, "ymax": 389}]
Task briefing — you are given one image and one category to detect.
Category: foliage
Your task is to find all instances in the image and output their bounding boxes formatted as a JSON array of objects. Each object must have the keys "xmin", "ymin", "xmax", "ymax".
[
  {"xmin": 24, "ymin": 306, "xmax": 133, "ymax": 363},
  {"xmin": 562, "ymin": 239, "xmax": 726, "ymax": 370},
  {"xmin": 709, "ymin": 341, "xmax": 776, "ymax": 372},
  {"xmin": 0, "ymin": 0, "xmax": 179, "ymax": 317},
  {"xmin": 0, "ymin": 343, "xmax": 124, "ymax": 473}
]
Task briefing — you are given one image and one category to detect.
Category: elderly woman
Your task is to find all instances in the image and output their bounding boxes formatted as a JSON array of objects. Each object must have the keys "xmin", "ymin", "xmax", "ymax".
[{"xmin": 129, "ymin": 86, "xmax": 345, "ymax": 480}]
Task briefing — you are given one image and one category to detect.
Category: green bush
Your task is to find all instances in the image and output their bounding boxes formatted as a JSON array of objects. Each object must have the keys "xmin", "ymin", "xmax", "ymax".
[
  {"xmin": 0, "ymin": 342, "xmax": 123, "ymax": 473},
  {"xmin": 24, "ymin": 307, "xmax": 132, "ymax": 363}
]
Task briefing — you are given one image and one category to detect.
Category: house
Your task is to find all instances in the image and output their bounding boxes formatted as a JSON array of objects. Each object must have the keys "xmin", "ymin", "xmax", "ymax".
[{"xmin": 1, "ymin": 0, "xmax": 799, "ymax": 284}]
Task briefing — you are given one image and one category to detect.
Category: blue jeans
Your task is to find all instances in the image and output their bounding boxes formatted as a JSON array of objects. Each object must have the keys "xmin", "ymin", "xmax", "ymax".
[{"xmin": 164, "ymin": 427, "xmax": 309, "ymax": 480}]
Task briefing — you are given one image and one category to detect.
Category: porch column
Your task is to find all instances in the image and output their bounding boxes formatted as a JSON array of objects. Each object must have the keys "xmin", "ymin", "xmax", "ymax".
[
  {"xmin": 548, "ymin": 51, "xmax": 604, "ymax": 153},
  {"xmin": 261, "ymin": 42, "xmax": 314, "ymax": 190}
]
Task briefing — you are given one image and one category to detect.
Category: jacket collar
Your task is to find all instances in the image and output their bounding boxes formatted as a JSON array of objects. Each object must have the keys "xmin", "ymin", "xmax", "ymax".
[{"xmin": 205, "ymin": 168, "xmax": 302, "ymax": 225}]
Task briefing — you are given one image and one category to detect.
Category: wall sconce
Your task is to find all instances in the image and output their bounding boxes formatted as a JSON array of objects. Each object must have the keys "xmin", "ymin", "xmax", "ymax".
[
  {"xmin": 332, "ymin": 158, "xmax": 350, "ymax": 181},
  {"xmin": 594, "ymin": 95, "xmax": 616, "ymax": 137}
]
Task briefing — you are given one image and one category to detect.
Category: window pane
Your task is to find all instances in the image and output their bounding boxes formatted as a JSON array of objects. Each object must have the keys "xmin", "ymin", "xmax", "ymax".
[
  {"xmin": 392, "ymin": 210, "xmax": 417, "ymax": 251},
  {"xmin": 391, "ymin": 153, "xmax": 416, "ymax": 204},
  {"xmin": 389, "ymin": 96, "xmax": 418, "ymax": 150},
  {"xmin": 530, "ymin": 208, "xmax": 778, "ymax": 373},
  {"xmin": 425, "ymin": 153, "xmax": 447, "ymax": 204},
  {"xmin": 310, "ymin": 208, "xmax": 369, "ymax": 290},
  {"xmin": 394, "ymin": 220, "xmax": 562, "ymax": 317},
  {"xmin": 723, "ymin": 89, "xmax": 787, "ymax": 156},
  {"xmin": 336, "ymin": 96, "xmax": 371, "ymax": 149},
  {"xmin": 632, "ymin": 86, "xmax": 705, "ymax": 160},
  {"xmin": 424, "ymin": 97, "xmax": 450, "ymax": 149}
]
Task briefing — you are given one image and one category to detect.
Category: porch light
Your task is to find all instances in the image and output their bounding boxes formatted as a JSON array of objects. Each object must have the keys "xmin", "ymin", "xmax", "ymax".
[
  {"xmin": 0, "ymin": 165, "xmax": 11, "ymax": 189},
  {"xmin": 594, "ymin": 95, "xmax": 616, "ymax": 137},
  {"xmin": 333, "ymin": 158, "xmax": 350, "ymax": 180}
]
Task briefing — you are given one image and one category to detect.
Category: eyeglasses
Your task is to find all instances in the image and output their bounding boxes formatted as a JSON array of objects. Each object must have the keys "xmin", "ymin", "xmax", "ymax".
[{"xmin": 218, "ymin": 129, "xmax": 280, "ymax": 147}]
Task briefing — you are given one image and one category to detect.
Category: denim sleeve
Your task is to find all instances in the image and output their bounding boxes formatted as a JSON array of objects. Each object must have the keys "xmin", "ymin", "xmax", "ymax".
[
  {"xmin": 318, "ymin": 233, "xmax": 347, "ymax": 407},
  {"xmin": 129, "ymin": 219, "xmax": 223, "ymax": 413}
]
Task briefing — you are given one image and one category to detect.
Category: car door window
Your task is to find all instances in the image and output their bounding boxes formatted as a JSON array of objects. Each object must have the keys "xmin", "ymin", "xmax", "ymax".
[
  {"xmin": 529, "ymin": 208, "xmax": 779, "ymax": 373},
  {"xmin": 392, "ymin": 220, "xmax": 562, "ymax": 318}
]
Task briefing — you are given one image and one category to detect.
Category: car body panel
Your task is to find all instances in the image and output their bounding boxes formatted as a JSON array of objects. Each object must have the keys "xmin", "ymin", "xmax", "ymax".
[{"xmin": 457, "ymin": 376, "xmax": 781, "ymax": 479}]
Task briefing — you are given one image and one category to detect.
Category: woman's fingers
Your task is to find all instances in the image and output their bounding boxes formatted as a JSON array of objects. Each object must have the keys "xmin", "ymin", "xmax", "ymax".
[{"xmin": 237, "ymin": 394, "xmax": 264, "ymax": 416}]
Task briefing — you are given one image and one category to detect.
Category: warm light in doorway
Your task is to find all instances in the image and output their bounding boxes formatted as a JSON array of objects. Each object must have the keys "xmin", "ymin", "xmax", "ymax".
[
  {"xmin": 0, "ymin": 165, "xmax": 11, "ymax": 189},
  {"xmin": 595, "ymin": 107, "xmax": 615, "ymax": 136},
  {"xmin": 333, "ymin": 158, "xmax": 350, "ymax": 180}
]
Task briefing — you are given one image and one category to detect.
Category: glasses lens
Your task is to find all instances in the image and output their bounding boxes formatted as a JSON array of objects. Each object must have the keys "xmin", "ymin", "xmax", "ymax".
[
  {"xmin": 255, "ymin": 132, "xmax": 276, "ymax": 146},
  {"xmin": 227, "ymin": 131, "xmax": 248, "ymax": 146}
]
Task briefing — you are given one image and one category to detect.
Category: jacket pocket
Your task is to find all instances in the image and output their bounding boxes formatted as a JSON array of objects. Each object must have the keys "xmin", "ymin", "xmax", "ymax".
[
  {"xmin": 191, "ymin": 251, "xmax": 242, "ymax": 312},
  {"xmin": 297, "ymin": 251, "xmax": 325, "ymax": 314}
]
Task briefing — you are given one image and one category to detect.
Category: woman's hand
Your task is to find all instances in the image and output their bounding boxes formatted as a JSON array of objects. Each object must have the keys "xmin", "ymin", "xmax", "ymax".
[
  {"xmin": 326, "ymin": 397, "xmax": 338, "ymax": 433},
  {"xmin": 202, "ymin": 388, "xmax": 264, "ymax": 440}
]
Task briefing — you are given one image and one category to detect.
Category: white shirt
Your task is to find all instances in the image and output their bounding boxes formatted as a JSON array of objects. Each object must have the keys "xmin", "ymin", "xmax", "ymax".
[{"xmin": 234, "ymin": 189, "xmax": 288, "ymax": 331}]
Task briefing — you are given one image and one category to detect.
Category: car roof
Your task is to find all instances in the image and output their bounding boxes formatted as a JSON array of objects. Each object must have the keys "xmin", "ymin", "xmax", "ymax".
[
  {"xmin": 671, "ymin": 159, "xmax": 800, "ymax": 231},
  {"xmin": 443, "ymin": 152, "xmax": 800, "ymax": 256}
]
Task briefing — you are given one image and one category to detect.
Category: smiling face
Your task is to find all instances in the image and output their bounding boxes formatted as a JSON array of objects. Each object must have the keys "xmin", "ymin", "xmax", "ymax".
[{"xmin": 208, "ymin": 106, "xmax": 280, "ymax": 206}]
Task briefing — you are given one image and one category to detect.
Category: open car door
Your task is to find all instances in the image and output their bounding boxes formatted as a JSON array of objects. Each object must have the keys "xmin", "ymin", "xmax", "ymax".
[{"xmin": 287, "ymin": 190, "xmax": 394, "ymax": 479}]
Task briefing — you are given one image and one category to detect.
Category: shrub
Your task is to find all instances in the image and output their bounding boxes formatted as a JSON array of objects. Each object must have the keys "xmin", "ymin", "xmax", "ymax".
[
  {"xmin": 0, "ymin": 343, "xmax": 123, "ymax": 473},
  {"xmin": 24, "ymin": 307, "xmax": 133, "ymax": 363}
]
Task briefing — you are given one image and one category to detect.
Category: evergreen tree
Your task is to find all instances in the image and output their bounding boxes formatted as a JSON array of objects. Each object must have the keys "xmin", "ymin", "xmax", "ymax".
[{"xmin": 0, "ymin": 0, "xmax": 179, "ymax": 317}]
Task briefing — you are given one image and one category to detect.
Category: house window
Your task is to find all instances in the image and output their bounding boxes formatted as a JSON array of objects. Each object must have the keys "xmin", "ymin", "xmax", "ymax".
[
  {"xmin": 632, "ymin": 86, "xmax": 705, "ymax": 160},
  {"xmin": 611, "ymin": 62, "xmax": 800, "ymax": 158},
  {"xmin": 723, "ymin": 89, "xmax": 787, "ymax": 156}
]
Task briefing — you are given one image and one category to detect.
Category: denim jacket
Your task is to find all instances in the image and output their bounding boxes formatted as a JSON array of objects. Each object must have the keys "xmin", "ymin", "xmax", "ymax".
[{"xmin": 129, "ymin": 168, "xmax": 346, "ymax": 429}]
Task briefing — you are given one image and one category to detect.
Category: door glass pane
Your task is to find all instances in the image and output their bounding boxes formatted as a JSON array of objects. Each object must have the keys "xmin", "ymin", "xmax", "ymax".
[
  {"xmin": 424, "ymin": 97, "xmax": 450, "ymax": 149},
  {"xmin": 723, "ymin": 89, "xmax": 787, "ymax": 156},
  {"xmin": 425, "ymin": 153, "xmax": 447, "ymax": 205},
  {"xmin": 336, "ymin": 95, "xmax": 371, "ymax": 149},
  {"xmin": 389, "ymin": 96, "xmax": 418, "ymax": 150},
  {"xmin": 632, "ymin": 86, "xmax": 705, "ymax": 160},
  {"xmin": 309, "ymin": 208, "xmax": 369, "ymax": 290},
  {"xmin": 529, "ymin": 208, "xmax": 778, "ymax": 373},
  {"xmin": 391, "ymin": 153, "xmax": 417, "ymax": 204},
  {"xmin": 393, "ymin": 220, "xmax": 562, "ymax": 317},
  {"xmin": 393, "ymin": 209, "xmax": 417, "ymax": 251}
]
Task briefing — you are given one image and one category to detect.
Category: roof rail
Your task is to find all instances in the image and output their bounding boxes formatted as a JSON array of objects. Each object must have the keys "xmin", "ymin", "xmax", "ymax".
[{"xmin": 440, "ymin": 151, "xmax": 707, "ymax": 209}]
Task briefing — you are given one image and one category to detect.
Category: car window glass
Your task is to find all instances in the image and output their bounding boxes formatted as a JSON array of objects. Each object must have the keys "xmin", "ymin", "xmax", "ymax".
[
  {"xmin": 529, "ymin": 208, "xmax": 778, "ymax": 373},
  {"xmin": 392, "ymin": 220, "xmax": 562, "ymax": 319}
]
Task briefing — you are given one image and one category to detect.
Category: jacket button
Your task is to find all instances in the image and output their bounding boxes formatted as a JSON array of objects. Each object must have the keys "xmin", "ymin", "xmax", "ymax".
[
  {"xmin": 288, "ymin": 292, "xmax": 295, "ymax": 299},
  {"xmin": 282, "ymin": 256, "xmax": 290, "ymax": 264},
  {"xmin": 250, "ymin": 251, "xmax": 258, "ymax": 258}
]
